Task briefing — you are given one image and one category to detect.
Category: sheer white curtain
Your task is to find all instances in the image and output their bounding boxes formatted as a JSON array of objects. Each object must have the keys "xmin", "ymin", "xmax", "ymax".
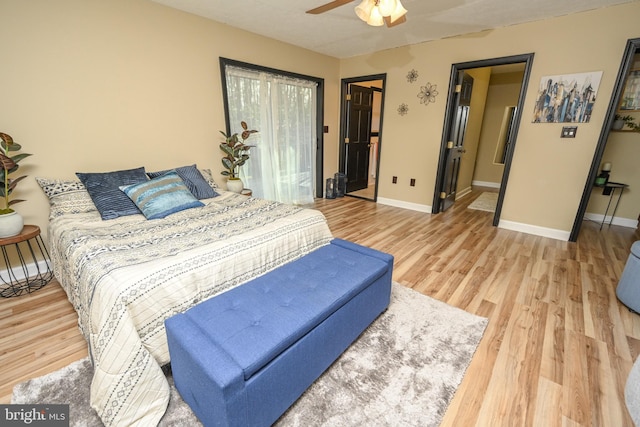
[{"xmin": 224, "ymin": 65, "xmax": 317, "ymax": 205}]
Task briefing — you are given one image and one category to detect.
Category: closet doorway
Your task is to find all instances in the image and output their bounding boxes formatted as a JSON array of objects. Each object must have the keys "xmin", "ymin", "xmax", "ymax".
[
  {"xmin": 433, "ymin": 53, "xmax": 535, "ymax": 226},
  {"xmin": 339, "ymin": 74, "xmax": 386, "ymax": 201}
]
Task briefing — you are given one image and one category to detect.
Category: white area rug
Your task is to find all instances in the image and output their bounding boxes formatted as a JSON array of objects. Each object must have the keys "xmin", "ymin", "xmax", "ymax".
[
  {"xmin": 12, "ymin": 283, "xmax": 488, "ymax": 427},
  {"xmin": 468, "ymin": 192, "xmax": 498, "ymax": 212}
]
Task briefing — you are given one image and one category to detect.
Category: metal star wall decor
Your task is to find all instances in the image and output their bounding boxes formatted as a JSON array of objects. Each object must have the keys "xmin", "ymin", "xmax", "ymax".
[
  {"xmin": 406, "ymin": 69, "xmax": 419, "ymax": 83},
  {"xmin": 418, "ymin": 83, "xmax": 439, "ymax": 106}
]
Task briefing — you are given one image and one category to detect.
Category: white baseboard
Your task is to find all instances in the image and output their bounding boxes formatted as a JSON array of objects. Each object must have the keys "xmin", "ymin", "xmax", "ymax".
[
  {"xmin": 456, "ymin": 187, "xmax": 472, "ymax": 200},
  {"xmin": 377, "ymin": 197, "xmax": 432, "ymax": 213},
  {"xmin": 472, "ymin": 180, "xmax": 501, "ymax": 189},
  {"xmin": 375, "ymin": 197, "xmax": 638, "ymax": 240},
  {"xmin": 583, "ymin": 212, "xmax": 639, "ymax": 229},
  {"xmin": 0, "ymin": 259, "xmax": 51, "ymax": 283},
  {"xmin": 498, "ymin": 219, "xmax": 571, "ymax": 241}
]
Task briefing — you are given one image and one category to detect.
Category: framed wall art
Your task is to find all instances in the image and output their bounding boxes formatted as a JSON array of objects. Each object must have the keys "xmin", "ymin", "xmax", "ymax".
[{"xmin": 531, "ymin": 71, "xmax": 603, "ymax": 123}]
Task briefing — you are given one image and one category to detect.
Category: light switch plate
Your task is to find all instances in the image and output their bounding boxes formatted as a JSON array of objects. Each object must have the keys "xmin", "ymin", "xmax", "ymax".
[{"xmin": 561, "ymin": 126, "xmax": 578, "ymax": 138}]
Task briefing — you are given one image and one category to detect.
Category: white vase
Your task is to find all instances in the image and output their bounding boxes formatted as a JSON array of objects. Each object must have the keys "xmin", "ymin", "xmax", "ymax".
[
  {"xmin": 226, "ymin": 178, "xmax": 244, "ymax": 193},
  {"xmin": 612, "ymin": 119, "xmax": 625, "ymax": 130},
  {"xmin": 0, "ymin": 211, "xmax": 24, "ymax": 238}
]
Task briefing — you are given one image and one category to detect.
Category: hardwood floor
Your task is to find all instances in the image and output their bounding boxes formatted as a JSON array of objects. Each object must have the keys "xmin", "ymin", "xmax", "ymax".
[{"xmin": 1, "ymin": 188, "xmax": 639, "ymax": 426}]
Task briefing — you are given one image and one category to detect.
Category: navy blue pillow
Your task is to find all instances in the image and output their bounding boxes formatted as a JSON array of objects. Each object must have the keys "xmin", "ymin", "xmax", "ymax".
[
  {"xmin": 76, "ymin": 167, "xmax": 149, "ymax": 220},
  {"xmin": 147, "ymin": 164, "xmax": 218, "ymax": 199}
]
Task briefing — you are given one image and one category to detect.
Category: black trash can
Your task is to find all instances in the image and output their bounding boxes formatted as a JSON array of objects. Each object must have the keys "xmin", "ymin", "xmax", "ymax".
[
  {"xmin": 334, "ymin": 173, "xmax": 347, "ymax": 197},
  {"xmin": 325, "ymin": 178, "xmax": 336, "ymax": 199}
]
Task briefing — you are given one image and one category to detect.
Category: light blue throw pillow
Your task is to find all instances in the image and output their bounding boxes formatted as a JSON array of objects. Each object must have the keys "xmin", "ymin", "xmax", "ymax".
[{"xmin": 120, "ymin": 171, "xmax": 204, "ymax": 220}]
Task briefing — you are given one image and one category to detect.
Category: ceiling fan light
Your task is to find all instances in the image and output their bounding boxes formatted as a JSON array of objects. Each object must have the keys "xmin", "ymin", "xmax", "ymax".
[
  {"xmin": 377, "ymin": 0, "xmax": 397, "ymax": 17},
  {"xmin": 355, "ymin": 0, "xmax": 374, "ymax": 22},
  {"xmin": 388, "ymin": 0, "xmax": 408, "ymax": 23},
  {"xmin": 366, "ymin": 5, "xmax": 385, "ymax": 26}
]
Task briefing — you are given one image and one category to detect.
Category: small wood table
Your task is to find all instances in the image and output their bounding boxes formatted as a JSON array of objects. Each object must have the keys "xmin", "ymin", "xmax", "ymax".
[{"xmin": 0, "ymin": 225, "xmax": 54, "ymax": 297}]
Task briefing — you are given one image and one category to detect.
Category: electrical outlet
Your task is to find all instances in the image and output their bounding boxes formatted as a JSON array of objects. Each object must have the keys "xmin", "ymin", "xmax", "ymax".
[
  {"xmin": 392, "ymin": 176, "xmax": 397, "ymax": 184},
  {"xmin": 410, "ymin": 179, "xmax": 416, "ymax": 187}
]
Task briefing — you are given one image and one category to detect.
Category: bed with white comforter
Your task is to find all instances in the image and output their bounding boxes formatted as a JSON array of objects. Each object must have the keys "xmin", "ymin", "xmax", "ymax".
[{"xmin": 39, "ymin": 177, "xmax": 333, "ymax": 426}]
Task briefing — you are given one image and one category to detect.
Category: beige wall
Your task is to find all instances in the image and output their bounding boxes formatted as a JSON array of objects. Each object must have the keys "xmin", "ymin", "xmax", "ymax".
[
  {"xmin": 473, "ymin": 71, "xmax": 524, "ymax": 185},
  {"xmin": 0, "ymin": 0, "xmax": 340, "ymax": 238},
  {"xmin": 340, "ymin": 2, "xmax": 640, "ymax": 233}
]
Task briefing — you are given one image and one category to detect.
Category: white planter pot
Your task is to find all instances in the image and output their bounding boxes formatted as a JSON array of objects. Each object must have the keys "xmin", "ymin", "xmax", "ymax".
[
  {"xmin": 0, "ymin": 211, "xmax": 24, "ymax": 238},
  {"xmin": 226, "ymin": 178, "xmax": 244, "ymax": 193},
  {"xmin": 612, "ymin": 119, "xmax": 625, "ymax": 130}
]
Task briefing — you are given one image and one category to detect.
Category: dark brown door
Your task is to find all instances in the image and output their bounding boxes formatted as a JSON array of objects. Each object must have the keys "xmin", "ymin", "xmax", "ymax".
[
  {"xmin": 440, "ymin": 72, "xmax": 473, "ymax": 211},
  {"xmin": 345, "ymin": 85, "xmax": 373, "ymax": 193}
]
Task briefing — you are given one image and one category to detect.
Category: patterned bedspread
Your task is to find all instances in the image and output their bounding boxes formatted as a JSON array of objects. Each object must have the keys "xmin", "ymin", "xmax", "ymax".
[{"xmin": 48, "ymin": 191, "xmax": 333, "ymax": 426}]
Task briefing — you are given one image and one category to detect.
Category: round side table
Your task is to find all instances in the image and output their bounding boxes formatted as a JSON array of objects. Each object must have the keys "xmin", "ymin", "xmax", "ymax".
[{"xmin": 0, "ymin": 225, "xmax": 54, "ymax": 298}]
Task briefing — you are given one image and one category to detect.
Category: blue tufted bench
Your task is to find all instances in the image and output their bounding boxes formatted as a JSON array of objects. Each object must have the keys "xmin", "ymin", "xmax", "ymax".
[{"xmin": 165, "ymin": 238, "xmax": 393, "ymax": 427}]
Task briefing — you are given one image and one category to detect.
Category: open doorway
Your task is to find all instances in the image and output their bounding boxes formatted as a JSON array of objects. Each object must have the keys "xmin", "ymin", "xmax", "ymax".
[
  {"xmin": 339, "ymin": 74, "xmax": 386, "ymax": 201},
  {"xmin": 433, "ymin": 54, "xmax": 535, "ymax": 226},
  {"xmin": 570, "ymin": 38, "xmax": 640, "ymax": 241}
]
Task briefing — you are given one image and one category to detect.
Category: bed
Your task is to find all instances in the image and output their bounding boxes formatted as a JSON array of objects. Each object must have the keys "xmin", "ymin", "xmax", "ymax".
[{"xmin": 36, "ymin": 167, "xmax": 333, "ymax": 427}]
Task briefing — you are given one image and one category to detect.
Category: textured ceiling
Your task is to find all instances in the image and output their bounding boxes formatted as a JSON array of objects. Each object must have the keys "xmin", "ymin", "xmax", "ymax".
[{"xmin": 150, "ymin": 0, "xmax": 636, "ymax": 58}]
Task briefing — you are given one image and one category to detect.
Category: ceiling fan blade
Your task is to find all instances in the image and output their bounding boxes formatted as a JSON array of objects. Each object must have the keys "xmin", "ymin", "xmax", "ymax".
[
  {"xmin": 306, "ymin": 0, "xmax": 355, "ymax": 15},
  {"xmin": 384, "ymin": 14, "xmax": 407, "ymax": 27}
]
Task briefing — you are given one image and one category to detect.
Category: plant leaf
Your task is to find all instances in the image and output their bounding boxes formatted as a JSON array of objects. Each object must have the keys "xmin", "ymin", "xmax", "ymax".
[
  {"xmin": 220, "ymin": 144, "xmax": 235, "ymax": 157},
  {"xmin": 0, "ymin": 152, "xmax": 16, "ymax": 171},
  {"xmin": 6, "ymin": 142, "xmax": 22, "ymax": 152},
  {"xmin": 241, "ymin": 129, "xmax": 258, "ymax": 140},
  {"xmin": 0, "ymin": 133, "xmax": 13, "ymax": 145},
  {"xmin": 10, "ymin": 153, "xmax": 31, "ymax": 163},
  {"xmin": 8, "ymin": 175, "xmax": 27, "ymax": 191},
  {"xmin": 222, "ymin": 157, "xmax": 234, "ymax": 170}
]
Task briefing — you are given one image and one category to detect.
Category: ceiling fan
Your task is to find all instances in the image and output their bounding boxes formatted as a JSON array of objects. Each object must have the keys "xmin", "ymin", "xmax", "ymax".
[{"xmin": 306, "ymin": 0, "xmax": 408, "ymax": 28}]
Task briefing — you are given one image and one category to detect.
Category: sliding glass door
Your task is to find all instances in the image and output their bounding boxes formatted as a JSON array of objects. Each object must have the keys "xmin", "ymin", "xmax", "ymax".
[{"xmin": 221, "ymin": 59, "xmax": 323, "ymax": 205}]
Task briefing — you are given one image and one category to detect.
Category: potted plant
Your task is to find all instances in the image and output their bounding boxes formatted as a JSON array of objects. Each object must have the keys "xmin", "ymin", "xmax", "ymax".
[
  {"xmin": 613, "ymin": 113, "xmax": 634, "ymax": 130},
  {"xmin": 219, "ymin": 121, "xmax": 258, "ymax": 193},
  {"xmin": 0, "ymin": 132, "xmax": 32, "ymax": 237}
]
